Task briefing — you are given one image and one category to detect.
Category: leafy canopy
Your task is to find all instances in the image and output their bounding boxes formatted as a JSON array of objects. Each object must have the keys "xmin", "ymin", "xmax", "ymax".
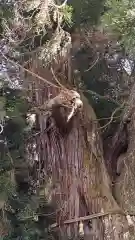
[{"xmin": 102, "ymin": 0, "xmax": 135, "ymax": 54}]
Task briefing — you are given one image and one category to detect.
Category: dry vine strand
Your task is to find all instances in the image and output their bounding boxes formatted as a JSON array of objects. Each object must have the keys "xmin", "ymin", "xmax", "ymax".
[
  {"xmin": 1, "ymin": 53, "xmax": 65, "ymax": 89},
  {"xmin": 97, "ymin": 103, "xmax": 125, "ymax": 130}
]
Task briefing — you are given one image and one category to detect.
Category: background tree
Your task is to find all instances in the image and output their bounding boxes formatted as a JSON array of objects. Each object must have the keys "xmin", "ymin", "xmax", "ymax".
[{"xmin": 102, "ymin": 0, "xmax": 135, "ymax": 54}]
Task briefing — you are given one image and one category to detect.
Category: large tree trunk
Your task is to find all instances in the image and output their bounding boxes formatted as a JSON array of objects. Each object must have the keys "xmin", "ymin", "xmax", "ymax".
[{"xmin": 24, "ymin": 32, "xmax": 135, "ymax": 240}]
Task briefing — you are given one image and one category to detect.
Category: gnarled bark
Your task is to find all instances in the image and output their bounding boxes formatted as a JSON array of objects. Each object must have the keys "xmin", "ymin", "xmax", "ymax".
[
  {"xmin": 110, "ymin": 84, "xmax": 135, "ymax": 215},
  {"xmin": 24, "ymin": 38, "xmax": 135, "ymax": 240}
]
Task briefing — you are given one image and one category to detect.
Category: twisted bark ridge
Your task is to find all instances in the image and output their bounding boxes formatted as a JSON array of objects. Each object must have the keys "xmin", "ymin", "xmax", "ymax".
[
  {"xmin": 109, "ymin": 84, "xmax": 135, "ymax": 214},
  {"xmin": 24, "ymin": 47, "xmax": 135, "ymax": 240}
]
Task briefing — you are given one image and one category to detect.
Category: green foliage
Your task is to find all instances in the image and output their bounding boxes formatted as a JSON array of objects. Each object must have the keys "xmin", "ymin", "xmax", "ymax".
[
  {"xmin": 61, "ymin": 5, "xmax": 73, "ymax": 26},
  {"xmin": 69, "ymin": 0, "xmax": 105, "ymax": 27},
  {"xmin": 102, "ymin": 0, "xmax": 135, "ymax": 53},
  {"xmin": 0, "ymin": 84, "xmax": 30, "ymax": 237},
  {"xmin": 0, "ymin": 78, "xmax": 57, "ymax": 239},
  {"xmin": 0, "ymin": 0, "xmax": 14, "ymax": 35},
  {"xmin": 0, "ymin": 173, "xmax": 15, "ymax": 211},
  {"xmin": 3, "ymin": 88, "xmax": 28, "ymax": 150}
]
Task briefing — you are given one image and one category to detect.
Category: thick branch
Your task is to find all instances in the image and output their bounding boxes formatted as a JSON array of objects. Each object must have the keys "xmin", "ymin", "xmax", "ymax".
[{"xmin": 46, "ymin": 209, "xmax": 126, "ymax": 230}]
